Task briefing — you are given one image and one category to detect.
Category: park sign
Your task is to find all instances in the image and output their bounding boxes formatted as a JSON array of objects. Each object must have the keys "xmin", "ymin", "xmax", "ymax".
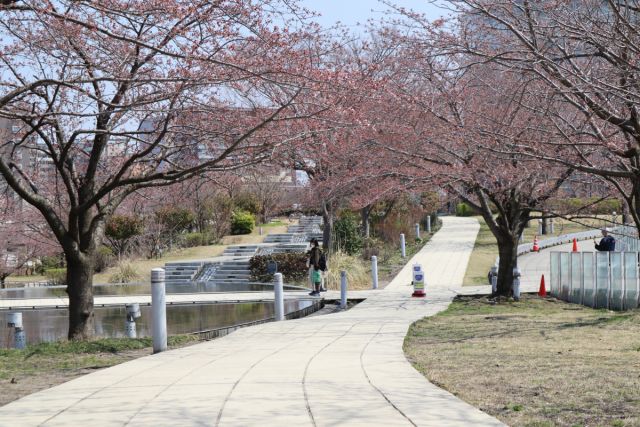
[{"xmin": 412, "ymin": 264, "xmax": 426, "ymax": 297}]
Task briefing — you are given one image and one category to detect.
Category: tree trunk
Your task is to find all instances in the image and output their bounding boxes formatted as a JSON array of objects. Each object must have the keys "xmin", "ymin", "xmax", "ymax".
[
  {"xmin": 66, "ymin": 252, "xmax": 95, "ymax": 340},
  {"xmin": 361, "ymin": 205, "xmax": 371, "ymax": 239},
  {"xmin": 496, "ymin": 235, "xmax": 518, "ymax": 296},
  {"xmin": 0, "ymin": 275, "xmax": 5, "ymax": 289},
  {"xmin": 621, "ymin": 198, "xmax": 629, "ymax": 225},
  {"xmin": 322, "ymin": 202, "xmax": 334, "ymax": 253},
  {"xmin": 541, "ymin": 216, "xmax": 548, "ymax": 235}
]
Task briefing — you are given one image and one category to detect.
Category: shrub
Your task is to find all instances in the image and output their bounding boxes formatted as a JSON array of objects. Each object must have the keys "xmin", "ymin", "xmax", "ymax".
[
  {"xmin": 94, "ymin": 246, "xmax": 115, "ymax": 273},
  {"xmin": 231, "ymin": 210, "xmax": 255, "ymax": 235},
  {"xmin": 37, "ymin": 255, "xmax": 64, "ymax": 274},
  {"xmin": 233, "ymin": 192, "xmax": 260, "ymax": 215},
  {"xmin": 333, "ymin": 211, "xmax": 363, "ymax": 255},
  {"xmin": 250, "ymin": 253, "xmax": 308, "ymax": 283},
  {"xmin": 108, "ymin": 262, "xmax": 141, "ymax": 283},
  {"xmin": 184, "ymin": 232, "xmax": 214, "ymax": 247},
  {"xmin": 45, "ymin": 268, "xmax": 66, "ymax": 286},
  {"xmin": 456, "ymin": 202, "xmax": 474, "ymax": 217},
  {"xmin": 361, "ymin": 237, "xmax": 383, "ymax": 260}
]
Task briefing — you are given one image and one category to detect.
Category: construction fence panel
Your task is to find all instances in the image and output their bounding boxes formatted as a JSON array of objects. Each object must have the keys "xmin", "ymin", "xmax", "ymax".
[{"xmin": 582, "ymin": 253, "xmax": 595, "ymax": 308}]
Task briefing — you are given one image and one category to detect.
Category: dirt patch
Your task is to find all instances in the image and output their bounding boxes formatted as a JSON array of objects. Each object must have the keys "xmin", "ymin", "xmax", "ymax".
[{"xmin": 404, "ymin": 295, "xmax": 640, "ymax": 427}]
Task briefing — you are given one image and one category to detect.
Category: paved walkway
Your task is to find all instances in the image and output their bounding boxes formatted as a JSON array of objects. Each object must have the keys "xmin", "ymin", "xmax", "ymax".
[
  {"xmin": 0, "ymin": 217, "xmax": 504, "ymax": 426},
  {"xmin": 0, "ymin": 290, "xmax": 378, "ymax": 310}
]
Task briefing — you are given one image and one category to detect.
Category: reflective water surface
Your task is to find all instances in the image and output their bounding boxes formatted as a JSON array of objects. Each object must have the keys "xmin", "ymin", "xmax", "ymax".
[
  {"xmin": 1, "ymin": 300, "xmax": 314, "ymax": 347},
  {"xmin": 0, "ymin": 282, "xmax": 304, "ymax": 300}
]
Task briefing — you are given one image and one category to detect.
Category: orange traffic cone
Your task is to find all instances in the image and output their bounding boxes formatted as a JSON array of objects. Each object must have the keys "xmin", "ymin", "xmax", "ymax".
[
  {"xmin": 532, "ymin": 235, "xmax": 539, "ymax": 252},
  {"xmin": 572, "ymin": 238, "xmax": 578, "ymax": 252},
  {"xmin": 538, "ymin": 274, "xmax": 547, "ymax": 297}
]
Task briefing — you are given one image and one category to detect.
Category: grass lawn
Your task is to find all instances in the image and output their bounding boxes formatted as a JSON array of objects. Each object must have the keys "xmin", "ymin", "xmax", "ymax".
[
  {"xmin": 0, "ymin": 336, "xmax": 200, "ymax": 407},
  {"xmin": 404, "ymin": 295, "xmax": 640, "ymax": 427},
  {"xmin": 463, "ymin": 217, "xmax": 498, "ymax": 286}
]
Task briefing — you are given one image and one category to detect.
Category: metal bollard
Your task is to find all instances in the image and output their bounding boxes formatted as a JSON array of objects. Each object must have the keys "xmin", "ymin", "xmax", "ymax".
[
  {"xmin": 371, "ymin": 255, "xmax": 379, "ymax": 290},
  {"xmin": 274, "ymin": 272, "xmax": 284, "ymax": 321},
  {"xmin": 7, "ymin": 312, "xmax": 25, "ymax": 350},
  {"xmin": 400, "ymin": 233, "xmax": 406, "ymax": 258},
  {"xmin": 490, "ymin": 266, "xmax": 498, "ymax": 294},
  {"xmin": 151, "ymin": 268, "xmax": 167, "ymax": 354},
  {"xmin": 340, "ymin": 271, "xmax": 347, "ymax": 309},
  {"xmin": 513, "ymin": 267, "xmax": 521, "ymax": 300},
  {"xmin": 125, "ymin": 303, "xmax": 141, "ymax": 339},
  {"xmin": 259, "ymin": 227, "xmax": 263, "ymax": 236},
  {"xmin": 427, "ymin": 216, "xmax": 432, "ymax": 233},
  {"xmin": 415, "ymin": 223, "xmax": 421, "ymax": 239}
]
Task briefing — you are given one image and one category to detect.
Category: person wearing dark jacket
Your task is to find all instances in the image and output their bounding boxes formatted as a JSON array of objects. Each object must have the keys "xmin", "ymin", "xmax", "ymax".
[
  {"xmin": 307, "ymin": 239, "xmax": 321, "ymax": 295},
  {"xmin": 594, "ymin": 229, "xmax": 616, "ymax": 251}
]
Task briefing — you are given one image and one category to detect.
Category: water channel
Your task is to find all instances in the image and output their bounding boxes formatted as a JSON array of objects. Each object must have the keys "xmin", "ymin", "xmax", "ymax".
[
  {"xmin": 1, "ymin": 299, "xmax": 315, "ymax": 348},
  {"xmin": 0, "ymin": 281, "xmax": 304, "ymax": 300}
]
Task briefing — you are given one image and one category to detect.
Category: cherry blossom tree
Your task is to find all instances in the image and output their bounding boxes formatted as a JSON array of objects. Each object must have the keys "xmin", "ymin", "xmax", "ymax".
[
  {"xmin": 0, "ymin": 0, "xmax": 331, "ymax": 339},
  {"xmin": 365, "ymin": 19, "xmax": 575, "ymax": 295},
  {"xmin": 444, "ymin": 0, "xmax": 640, "ymax": 230}
]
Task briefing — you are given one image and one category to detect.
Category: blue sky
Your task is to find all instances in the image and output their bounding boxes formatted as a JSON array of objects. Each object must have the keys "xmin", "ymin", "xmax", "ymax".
[{"xmin": 300, "ymin": 0, "xmax": 446, "ymax": 29}]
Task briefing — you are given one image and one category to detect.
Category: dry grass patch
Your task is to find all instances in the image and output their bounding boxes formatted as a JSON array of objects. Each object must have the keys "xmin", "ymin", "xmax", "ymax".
[
  {"xmin": 404, "ymin": 295, "xmax": 640, "ymax": 427},
  {"xmin": 324, "ymin": 251, "xmax": 371, "ymax": 290}
]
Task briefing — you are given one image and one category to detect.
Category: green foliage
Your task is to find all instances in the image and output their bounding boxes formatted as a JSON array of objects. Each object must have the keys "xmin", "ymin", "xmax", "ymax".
[
  {"xmin": 456, "ymin": 202, "xmax": 475, "ymax": 217},
  {"xmin": 105, "ymin": 214, "xmax": 143, "ymax": 241},
  {"xmin": 155, "ymin": 206, "xmax": 195, "ymax": 233},
  {"xmin": 333, "ymin": 211, "xmax": 363, "ymax": 255},
  {"xmin": 94, "ymin": 246, "xmax": 115, "ymax": 273},
  {"xmin": 37, "ymin": 255, "xmax": 64, "ymax": 274},
  {"xmin": 231, "ymin": 210, "xmax": 255, "ymax": 235},
  {"xmin": 184, "ymin": 232, "xmax": 215, "ymax": 247},
  {"xmin": 44, "ymin": 268, "xmax": 66, "ymax": 286},
  {"xmin": 250, "ymin": 252, "xmax": 308, "ymax": 283},
  {"xmin": 233, "ymin": 192, "xmax": 260, "ymax": 215},
  {"xmin": 108, "ymin": 262, "xmax": 141, "ymax": 283}
]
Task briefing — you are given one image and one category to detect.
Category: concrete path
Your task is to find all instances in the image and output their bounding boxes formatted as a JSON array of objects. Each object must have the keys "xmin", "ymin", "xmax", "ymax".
[
  {"xmin": 0, "ymin": 217, "xmax": 504, "ymax": 426},
  {"xmin": 0, "ymin": 290, "xmax": 379, "ymax": 310}
]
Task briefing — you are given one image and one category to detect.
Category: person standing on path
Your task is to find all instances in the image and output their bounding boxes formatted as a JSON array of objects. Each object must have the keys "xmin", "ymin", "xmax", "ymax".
[
  {"xmin": 307, "ymin": 238, "xmax": 321, "ymax": 295},
  {"xmin": 594, "ymin": 228, "xmax": 616, "ymax": 251}
]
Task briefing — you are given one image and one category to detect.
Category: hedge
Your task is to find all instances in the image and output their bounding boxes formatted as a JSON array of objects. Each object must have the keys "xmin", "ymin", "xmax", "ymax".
[{"xmin": 249, "ymin": 253, "xmax": 308, "ymax": 283}]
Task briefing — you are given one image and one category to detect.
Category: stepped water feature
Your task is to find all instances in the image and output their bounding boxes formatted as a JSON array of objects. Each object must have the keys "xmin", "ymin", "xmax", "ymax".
[
  {"xmin": 164, "ymin": 261, "xmax": 205, "ymax": 284},
  {"xmin": 163, "ymin": 216, "xmax": 324, "ymax": 288},
  {"xmin": 286, "ymin": 215, "xmax": 323, "ymax": 242}
]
